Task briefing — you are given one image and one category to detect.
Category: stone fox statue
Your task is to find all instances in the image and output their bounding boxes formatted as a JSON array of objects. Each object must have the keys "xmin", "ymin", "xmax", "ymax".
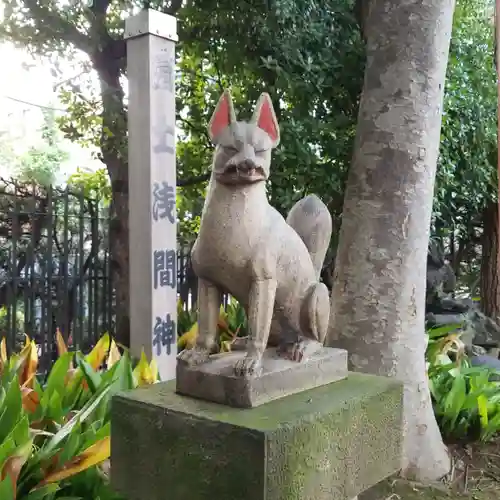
[{"xmin": 177, "ymin": 90, "xmax": 332, "ymax": 377}]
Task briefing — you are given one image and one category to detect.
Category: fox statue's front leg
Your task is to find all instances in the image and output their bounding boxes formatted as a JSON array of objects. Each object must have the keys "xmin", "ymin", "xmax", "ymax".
[
  {"xmin": 233, "ymin": 277, "xmax": 277, "ymax": 377},
  {"xmin": 177, "ymin": 278, "xmax": 221, "ymax": 366}
]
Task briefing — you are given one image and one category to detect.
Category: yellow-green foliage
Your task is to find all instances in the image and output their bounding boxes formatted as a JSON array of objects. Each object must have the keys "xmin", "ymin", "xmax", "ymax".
[
  {"xmin": 0, "ymin": 332, "xmax": 157, "ymax": 499},
  {"xmin": 67, "ymin": 167, "xmax": 112, "ymax": 206},
  {"xmin": 177, "ymin": 298, "xmax": 248, "ymax": 353},
  {"xmin": 426, "ymin": 325, "xmax": 500, "ymax": 442}
]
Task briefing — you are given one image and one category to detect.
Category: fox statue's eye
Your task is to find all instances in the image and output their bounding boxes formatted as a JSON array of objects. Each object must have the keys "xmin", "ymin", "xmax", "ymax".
[{"xmin": 225, "ymin": 146, "xmax": 238, "ymax": 154}]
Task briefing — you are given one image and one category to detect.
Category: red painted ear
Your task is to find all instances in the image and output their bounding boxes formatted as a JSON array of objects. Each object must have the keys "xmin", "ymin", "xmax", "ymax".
[
  {"xmin": 208, "ymin": 90, "xmax": 236, "ymax": 141},
  {"xmin": 252, "ymin": 93, "xmax": 280, "ymax": 147}
]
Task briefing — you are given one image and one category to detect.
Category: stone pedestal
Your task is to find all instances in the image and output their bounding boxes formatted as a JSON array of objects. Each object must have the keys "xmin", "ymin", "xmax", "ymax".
[
  {"xmin": 111, "ymin": 373, "xmax": 403, "ymax": 500},
  {"xmin": 176, "ymin": 347, "xmax": 348, "ymax": 408}
]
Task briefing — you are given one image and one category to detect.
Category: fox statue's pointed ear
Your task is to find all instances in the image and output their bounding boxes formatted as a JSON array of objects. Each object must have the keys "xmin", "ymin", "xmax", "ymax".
[
  {"xmin": 251, "ymin": 93, "xmax": 280, "ymax": 148},
  {"xmin": 208, "ymin": 89, "xmax": 237, "ymax": 142}
]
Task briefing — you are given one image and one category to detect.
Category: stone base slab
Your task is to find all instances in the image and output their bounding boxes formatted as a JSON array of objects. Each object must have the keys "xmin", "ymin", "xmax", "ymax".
[
  {"xmin": 175, "ymin": 346, "xmax": 348, "ymax": 408},
  {"xmin": 111, "ymin": 373, "xmax": 403, "ymax": 500}
]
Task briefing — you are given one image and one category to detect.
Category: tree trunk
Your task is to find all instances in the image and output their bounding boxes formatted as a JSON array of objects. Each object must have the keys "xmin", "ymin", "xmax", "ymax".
[
  {"xmin": 95, "ymin": 56, "xmax": 130, "ymax": 349},
  {"xmin": 480, "ymin": 202, "xmax": 500, "ymax": 319},
  {"xmin": 328, "ymin": 0, "xmax": 454, "ymax": 482}
]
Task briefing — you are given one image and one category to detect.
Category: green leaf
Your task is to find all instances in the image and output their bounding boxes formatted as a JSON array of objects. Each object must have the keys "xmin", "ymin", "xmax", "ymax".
[
  {"xmin": 44, "ymin": 352, "xmax": 73, "ymax": 401},
  {"xmin": 0, "ymin": 435, "xmax": 16, "ymax": 471},
  {"xmin": 481, "ymin": 410, "xmax": 500, "ymax": 442},
  {"xmin": 56, "ymin": 420, "xmax": 82, "ymax": 466},
  {"xmin": 11, "ymin": 414, "xmax": 30, "ymax": 447},
  {"xmin": 0, "ymin": 387, "xmax": 7, "ymax": 408},
  {"xmin": 39, "ymin": 384, "xmax": 111, "ymax": 459},
  {"xmin": 427, "ymin": 324, "xmax": 463, "ymax": 339},
  {"xmin": 81, "ymin": 421, "xmax": 110, "ymax": 450},
  {"xmin": 46, "ymin": 390, "xmax": 64, "ymax": 423},
  {"xmin": 0, "ymin": 379, "xmax": 23, "ymax": 442},
  {"xmin": 76, "ymin": 353, "xmax": 102, "ymax": 394},
  {"xmin": 63, "ymin": 371, "xmax": 86, "ymax": 411},
  {"xmin": 49, "ymin": 497, "xmax": 82, "ymax": 500},
  {"xmin": 24, "ymin": 484, "xmax": 60, "ymax": 500},
  {"xmin": 105, "ymin": 351, "xmax": 135, "ymax": 395},
  {"xmin": 477, "ymin": 394, "xmax": 489, "ymax": 430},
  {"xmin": 31, "ymin": 378, "xmax": 44, "ymax": 421},
  {"xmin": 444, "ymin": 373, "xmax": 466, "ymax": 428},
  {"xmin": 0, "ymin": 476, "xmax": 14, "ymax": 500}
]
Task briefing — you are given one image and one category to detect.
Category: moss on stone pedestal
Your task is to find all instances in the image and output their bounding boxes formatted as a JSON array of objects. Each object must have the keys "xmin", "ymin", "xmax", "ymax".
[{"xmin": 111, "ymin": 373, "xmax": 403, "ymax": 500}]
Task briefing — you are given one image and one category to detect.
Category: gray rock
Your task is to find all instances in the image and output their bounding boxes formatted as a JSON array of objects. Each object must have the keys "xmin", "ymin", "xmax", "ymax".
[
  {"xmin": 470, "ymin": 355, "xmax": 500, "ymax": 381},
  {"xmin": 470, "ymin": 354, "xmax": 500, "ymax": 371}
]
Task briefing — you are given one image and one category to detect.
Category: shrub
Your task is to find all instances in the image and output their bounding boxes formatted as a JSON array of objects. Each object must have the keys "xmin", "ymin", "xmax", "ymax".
[
  {"xmin": 0, "ymin": 331, "xmax": 157, "ymax": 499},
  {"xmin": 177, "ymin": 299, "xmax": 198, "ymax": 337},
  {"xmin": 177, "ymin": 297, "xmax": 248, "ymax": 353},
  {"xmin": 426, "ymin": 324, "xmax": 500, "ymax": 442}
]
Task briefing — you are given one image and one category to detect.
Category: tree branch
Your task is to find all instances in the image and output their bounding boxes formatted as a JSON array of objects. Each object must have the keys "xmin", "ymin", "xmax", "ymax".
[
  {"xmin": 22, "ymin": 0, "xmax": 93, "ymax": 53},
  {"xmin": 93, "ymin": 38, "xmax": 127, "ymax": 76},
  {"xmin": 163, "ymin": 0, "xmax": 183, "ymax": 16},
  {"xmin": 177, "ymin": 117, "xmax": 212, "ymax": 145},
  {"xmin": 91, "ymin": 0, "xmax": 110, "ymax": 15},
  {"xmin": 178, "ymin": 173, "xmax": 211, "ymax": 187},
  {"xmin": 354, "ymin": 0, "xmax": 369, "ymax": 40},
  {"xmin": 86, "ymin": 0, "xmax": 127, "ymax": 75}
]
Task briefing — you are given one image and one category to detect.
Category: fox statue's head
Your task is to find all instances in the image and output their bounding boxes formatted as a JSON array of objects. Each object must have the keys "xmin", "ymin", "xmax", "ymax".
[{"xmin": 208, "ymin": 90, "xmax": 280, "ymax": 185}]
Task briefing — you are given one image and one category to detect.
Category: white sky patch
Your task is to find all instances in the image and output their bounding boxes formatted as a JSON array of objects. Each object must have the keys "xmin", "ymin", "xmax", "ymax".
[{"xmin": 0, "ymin": 40, "xmax": 102, "ymax": 181}]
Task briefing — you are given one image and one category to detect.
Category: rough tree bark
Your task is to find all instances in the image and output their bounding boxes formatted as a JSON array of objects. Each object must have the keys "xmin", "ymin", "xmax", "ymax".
[
  {"xmin": 480, "ymin": 202, "xmax": 500, "ymax": 319},
  {"xmin": 91, "ymin": 21, "xmax": 130, "ymax": 348},
  {"xmin": 328, "ymin": 0, "xmax": 454, "ymax": 482}
]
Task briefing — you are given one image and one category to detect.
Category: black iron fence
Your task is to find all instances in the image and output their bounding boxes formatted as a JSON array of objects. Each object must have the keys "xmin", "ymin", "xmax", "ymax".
[
  {"xmin": 177, "ymin": 246, "xmax": 233, "ymax": 311},
  {"xmin": 0, "ymin": 178, "xmax": 113, "ymax": 373},
  {"xmin": 177, "ymin": 245, "xmax": 197, "ymax": 308},
  {"xmin": 0, "ymin": 178, "xmax": 209, "ymax": 375}
]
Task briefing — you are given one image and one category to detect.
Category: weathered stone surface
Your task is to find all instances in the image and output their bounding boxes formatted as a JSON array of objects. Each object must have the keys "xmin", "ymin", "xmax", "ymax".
[
  {"xmin": 177, "ymin": 90, "xmax": 333, "ymax": 379},
  {"xmin": 176, "ymin": 346, "xmax": 348, "ymax": 407},
  {"xmin": 111, "ymin": 373, "xmax": 403, "ymax": 500}
]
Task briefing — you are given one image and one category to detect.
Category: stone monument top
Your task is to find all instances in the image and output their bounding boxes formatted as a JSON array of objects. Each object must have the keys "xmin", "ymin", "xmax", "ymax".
[{"xmin": 176, "ymin": 89, "xmax": 348, "ymax": 407}]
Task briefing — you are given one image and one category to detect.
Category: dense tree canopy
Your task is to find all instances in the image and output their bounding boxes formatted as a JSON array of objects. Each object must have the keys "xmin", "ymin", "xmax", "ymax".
[
  {"xmin": 176, "ymin": 0, "xmax": 364, "ymax": 238},
  {"xmin": 0, "ymin": 0, "xmax": 365, "ymax": 343},
  {"xmin": 0, "ymin": 0, "xmax": 498, "ymax": 337},
  {"xmin": 0, "ymin": 0, "xmax": 365, "ymax": 233},
  {"xmin": 433, "ymin": 0, "xmax": 496, "ymax": 269},
  {"xmin": 429, "ymin": 0, "xmax": 497, "ymax": 312}
]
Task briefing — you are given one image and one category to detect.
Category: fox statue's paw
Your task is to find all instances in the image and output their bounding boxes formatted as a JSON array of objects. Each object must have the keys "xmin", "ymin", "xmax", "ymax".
[
  {"xmin": 177, "ymin": 345, "xmax": 210, "ymax": 366},
  {"xmin": 282, "ymin": 338, "xmax": 323, "ymax": 363},
  {"xmin": 233, "ymin": 353, "xmax": 263, "ymax": 378}
]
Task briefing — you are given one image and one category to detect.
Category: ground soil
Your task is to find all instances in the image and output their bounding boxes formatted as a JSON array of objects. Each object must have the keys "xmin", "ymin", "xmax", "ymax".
[{"xmin": 361, "ymin": 439, "xmax": 500, "ymax": 500}]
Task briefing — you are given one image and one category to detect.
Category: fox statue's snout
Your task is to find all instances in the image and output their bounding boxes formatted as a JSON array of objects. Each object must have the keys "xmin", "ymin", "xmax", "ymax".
[
  {"xmin": 218, "ymin": 157, "xmax": 266, "ymax": 185},
  {"xmin": 235, "ymin": 159, "xmax": 256, "ymax": 173}
]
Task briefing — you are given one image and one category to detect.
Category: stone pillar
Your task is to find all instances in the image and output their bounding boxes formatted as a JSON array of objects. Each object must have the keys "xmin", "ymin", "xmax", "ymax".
[{"xmin": 125, "ymin": 10, "xmax": 178, "ymax": 381}]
